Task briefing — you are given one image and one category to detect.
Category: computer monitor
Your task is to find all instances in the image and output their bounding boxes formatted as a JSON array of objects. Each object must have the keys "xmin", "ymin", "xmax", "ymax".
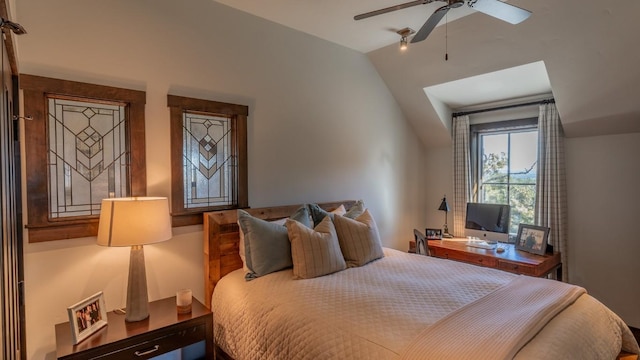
[{"xmin": 465, "ymin": 202, "xmax": 511, "ymax": 243}]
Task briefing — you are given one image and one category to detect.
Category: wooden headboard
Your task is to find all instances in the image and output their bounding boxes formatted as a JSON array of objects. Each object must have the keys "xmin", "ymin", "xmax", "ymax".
[{"xmin": 202, "ymin": 200, "xmax": 356, "ymax": 308}]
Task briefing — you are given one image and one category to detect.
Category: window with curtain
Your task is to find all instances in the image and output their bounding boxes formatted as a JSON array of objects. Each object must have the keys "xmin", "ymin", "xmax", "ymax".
[{"xmin": 471, "ymin": 118, "xmax": 538, "ymax": 237}]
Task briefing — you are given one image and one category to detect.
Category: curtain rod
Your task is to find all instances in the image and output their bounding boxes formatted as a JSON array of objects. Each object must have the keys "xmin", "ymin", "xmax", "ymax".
[{"xmin": 452, "ymin": 98, "xmax": 555, "ymax": 118}]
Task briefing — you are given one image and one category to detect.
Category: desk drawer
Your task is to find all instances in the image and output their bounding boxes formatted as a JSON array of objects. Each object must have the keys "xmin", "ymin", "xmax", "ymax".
[
  {"xmin": 431, "ymin": 248, "xmax": 497, "ymax": 267},
  {"xmin": 497, "ymin": 260, "xmax": 537, "ymax": 276}
]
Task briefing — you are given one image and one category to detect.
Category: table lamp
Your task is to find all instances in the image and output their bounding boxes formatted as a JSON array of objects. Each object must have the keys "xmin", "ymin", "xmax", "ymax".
[
  {"xmin": 438, "ymin": 195, "xmax": 453, "ymax": 238},
  {"xmin": 97, "ymin": 197, "xmax": 172, "ymax": 322}
]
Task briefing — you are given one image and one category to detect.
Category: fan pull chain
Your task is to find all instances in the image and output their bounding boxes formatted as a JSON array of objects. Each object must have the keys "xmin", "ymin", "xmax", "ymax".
[{"xmin": 445, "ymin": 12, "xmax": 449, "ymax": 61}]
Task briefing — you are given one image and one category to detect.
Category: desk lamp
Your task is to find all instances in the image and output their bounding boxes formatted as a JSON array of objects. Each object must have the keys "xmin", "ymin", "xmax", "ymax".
[
  {"xmin": 438, "ymin": 195, "xmax": 453, "ymax": 238},
  {"xmin": 97, "ymin": 197, "xmax": 172, "ymax": 322}
]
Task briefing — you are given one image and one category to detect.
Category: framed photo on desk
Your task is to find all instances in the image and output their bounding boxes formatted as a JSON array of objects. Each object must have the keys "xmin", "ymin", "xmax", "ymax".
[
  {"xmin": 425, "ymin": 228, "xmax": 442, "ymax": 240},
  {"xmin": 515, "ymin": 224, "xmax": 549, "ymax": 255}
]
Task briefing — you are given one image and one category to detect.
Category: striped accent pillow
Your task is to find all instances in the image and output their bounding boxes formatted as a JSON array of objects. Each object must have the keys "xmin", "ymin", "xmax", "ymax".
[
  {"xmin": 333, "ymin": 209, "xmax": 384, "ymax": 267},
  {"xmin": 286, "ymin": 216, "xmax": 346, "ymax": 279}
]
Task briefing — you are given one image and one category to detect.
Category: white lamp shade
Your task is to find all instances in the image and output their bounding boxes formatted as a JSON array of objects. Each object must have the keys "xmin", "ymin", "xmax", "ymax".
[{"xmin": 97, "ymin": 197, "xmax": 172, "ymax": 247}]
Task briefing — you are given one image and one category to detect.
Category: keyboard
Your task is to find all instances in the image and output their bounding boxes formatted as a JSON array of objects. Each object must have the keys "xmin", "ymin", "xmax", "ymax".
[{"xmin": 465, "ymin": 240, "xmax": 497, "ymax": 250}]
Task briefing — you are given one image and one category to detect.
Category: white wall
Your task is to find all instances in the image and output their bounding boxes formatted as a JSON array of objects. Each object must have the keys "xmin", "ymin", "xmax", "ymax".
[
  {"xmin": 565, "ymin": 133, "xmax": 640, "ymax": 328},
  {"xmin": 15, "ymin": 0, "xmax": 427, "ymax": 358},
  {"xmin": 424, "ymin": 132, "xmax": 640, "ymax": 329},
  {"xmin": 423, "ymin": 146, "xmax": 454, "ymax": 232}
]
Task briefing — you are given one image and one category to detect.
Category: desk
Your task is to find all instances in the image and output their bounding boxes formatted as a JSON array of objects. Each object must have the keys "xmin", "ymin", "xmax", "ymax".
[{"xmin": 413, "ymin": 238, "xmax": 562, "ymax": 280}]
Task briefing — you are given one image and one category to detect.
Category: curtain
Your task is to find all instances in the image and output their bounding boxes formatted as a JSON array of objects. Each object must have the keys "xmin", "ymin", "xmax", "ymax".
[
  {"xmin": 535, "ymin": 103, "xmax": 568, "ymax": 280},
  {"xmin": 452, "ymin": 115, "xmax": 471, "ymax": 237},
  {"xmin": 1, "ymin": 45, "xmax": 24, "ymax": 359}
]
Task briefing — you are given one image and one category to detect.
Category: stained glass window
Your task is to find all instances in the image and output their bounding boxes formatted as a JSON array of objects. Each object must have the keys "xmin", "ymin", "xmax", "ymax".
[
  {"xmin": 47, "ymin": 97, "xmax": 129, "ymax": 218},
  {"xmin": 168, "ymin": 95, "xmax": 248, "ymax": 226},
  {"xmin": 182, "ymin": 111, "xmax": 234, "ymax": 209},
  {"xmin": 22, "ymin": 74, "xmax": 146, "ymax": 242}
]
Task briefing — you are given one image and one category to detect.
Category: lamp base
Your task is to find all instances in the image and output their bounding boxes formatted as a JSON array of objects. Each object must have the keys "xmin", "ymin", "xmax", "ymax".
[
  {"xmin": 442, "ymin": 223, "xmax": 453, "ymax": 238},
  {"xmin": 125, "ymin": 245, "xmax": 149, "ymax": 322}
]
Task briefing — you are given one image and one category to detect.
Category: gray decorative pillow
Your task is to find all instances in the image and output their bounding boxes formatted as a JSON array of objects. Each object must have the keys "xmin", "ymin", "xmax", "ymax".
[
  {"xmin": 344, "ymin": 199, "xmax": 366, "ymax": 219},
  {"xmin": 308, "ymin": 203, "xmax": 331, "ymax": 226},
  {"xmin": 286, "ymin": 216, "xmax": 346, "ymax": 279},
  {"xmin": 238, "ymin": 206, "xmax": 311, "ymax": 280},
  {"xmin": 238, "ymin": 217, "xmax": 286, "ymax": 273},
  {"xmin": 333, "ymin": 209, "xmax": 384, "ymax": 267},
  {"xmin": 309, "ymin": 200, "xmax": 365, "ymax": 227}
]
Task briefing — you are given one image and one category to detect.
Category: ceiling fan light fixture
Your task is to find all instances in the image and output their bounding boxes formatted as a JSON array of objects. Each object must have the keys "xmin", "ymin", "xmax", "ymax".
[
  {"xmin": 356, "ymin": 0, "xmax": 532, "ymax": 44},
  {"xmin": 396, "ymin": 27, "xmax": 415, "ymax": 51},
  {"xmin": 400, "ymin": 36, "xmax": 408, "ymax": 50}
]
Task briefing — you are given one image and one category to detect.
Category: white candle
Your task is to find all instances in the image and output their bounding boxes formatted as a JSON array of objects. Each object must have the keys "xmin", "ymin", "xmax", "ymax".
[{"xmin": 176, "ymin": 289, "xmax": 192, "ymax": 314}]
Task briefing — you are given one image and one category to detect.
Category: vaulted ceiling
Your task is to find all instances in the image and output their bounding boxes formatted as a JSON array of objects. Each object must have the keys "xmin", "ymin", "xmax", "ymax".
[{"xmin": 215, "ymin": 0, "xmax": 640, "ymax": 147}]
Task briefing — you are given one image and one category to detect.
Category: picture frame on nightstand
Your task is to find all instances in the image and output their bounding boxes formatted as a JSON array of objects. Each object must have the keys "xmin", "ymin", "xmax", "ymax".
[
  {"xmin": 67, "ymin": 291, "xmax": 108, "ymax": 344},
  {"xmin": 515, "ymin": 224, "xmax": 550, "ymax": 255}
]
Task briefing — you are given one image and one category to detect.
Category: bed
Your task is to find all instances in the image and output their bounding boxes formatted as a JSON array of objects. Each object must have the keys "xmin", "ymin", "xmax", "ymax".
[{"xmin": 203, "ymin": 201, "xmax": 639, "ymax": 360}]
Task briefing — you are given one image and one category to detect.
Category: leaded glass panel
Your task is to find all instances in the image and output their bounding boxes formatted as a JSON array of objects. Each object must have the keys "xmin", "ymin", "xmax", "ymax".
[
  {"xmin": 47, "ymin": 97, "xmax": 128, "ymax": 218},
  {"xmin": 183, "ymin": 111, "xmax": 235, "ymax": 209}
]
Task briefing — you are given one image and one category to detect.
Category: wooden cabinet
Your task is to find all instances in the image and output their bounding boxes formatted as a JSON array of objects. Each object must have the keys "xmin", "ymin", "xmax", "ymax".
[
  {"xmin": 55, "ymin": 296, "xmax": 213, "ymax": 359},
  {"xmin": 414, "ymin": 238, "xmax": 562, "ymax": 279}
]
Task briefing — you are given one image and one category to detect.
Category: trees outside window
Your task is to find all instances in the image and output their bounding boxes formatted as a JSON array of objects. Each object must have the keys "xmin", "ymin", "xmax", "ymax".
[{"xmin": 474, "ymin": 121, "xmax": 537, "ymax": 235}]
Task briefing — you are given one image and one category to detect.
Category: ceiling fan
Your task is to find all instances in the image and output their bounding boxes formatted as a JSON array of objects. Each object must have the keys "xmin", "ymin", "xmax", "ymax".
[{"xmin": 354, "ymin": 0, "xmax": 531, "ymax": 44}]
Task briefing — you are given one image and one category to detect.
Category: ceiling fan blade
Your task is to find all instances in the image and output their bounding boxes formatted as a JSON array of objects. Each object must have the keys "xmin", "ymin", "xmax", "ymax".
[
  {"xmin": 468, "ymin": 0, "xmax": 531, "ymax": 24},
  {"xmin": 354, "ymin": 0, "xmax": 434, "ymax": 20},
  {"xmin": 410, "ymin": 5, "xmax": 450, "ymax": 43}
]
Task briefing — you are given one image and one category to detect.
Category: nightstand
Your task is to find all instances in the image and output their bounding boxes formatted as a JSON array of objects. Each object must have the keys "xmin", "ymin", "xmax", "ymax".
[{"xmin": 55, "ymin": 296, "xmax": 213, "ymax": 359}]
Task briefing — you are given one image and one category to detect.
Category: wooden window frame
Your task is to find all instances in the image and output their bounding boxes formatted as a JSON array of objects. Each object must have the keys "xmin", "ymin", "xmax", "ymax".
[
  {"xmin": 470, "ymin": 118, "xmax": 538, "ymax": 237},
  {"xmin": 21, "ymin": 74, "xmax": 147, "ymax": 242},
  {"xmin": 168, "ymin": 95, "xmax": 248, "ymax": 227}
]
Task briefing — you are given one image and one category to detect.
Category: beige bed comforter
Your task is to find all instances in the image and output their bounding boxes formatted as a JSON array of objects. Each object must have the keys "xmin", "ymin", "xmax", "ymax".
[{"xmin": 212, "ymin": 248, "xmax": 639, "ymax": 360}]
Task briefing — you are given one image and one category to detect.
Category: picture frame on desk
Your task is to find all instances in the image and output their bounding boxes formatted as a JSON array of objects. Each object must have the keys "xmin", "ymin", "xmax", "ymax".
[
  {"xmin": 425, "ymin": 228, "xmax": 442, "ymax": 240},
  {"xmin": 67, "ymin": 291, "xmax": 108, "ymax": 344},
  {"xmin": 515, "ymin": 224, "xmax": 549, "ymax": 255}
]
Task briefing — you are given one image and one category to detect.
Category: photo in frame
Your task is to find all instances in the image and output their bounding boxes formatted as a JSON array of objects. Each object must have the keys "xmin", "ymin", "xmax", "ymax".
[
  {"xmin": 425, "ymin": 228, "xmax": 443, "ymax": 240},
  {"xmin": 515, "ymin": 224, "xmax": 550, "ymax": 255},
  {"xmin": 67, "ymin": 291, "xmax": 108, "ymax": 344}
]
